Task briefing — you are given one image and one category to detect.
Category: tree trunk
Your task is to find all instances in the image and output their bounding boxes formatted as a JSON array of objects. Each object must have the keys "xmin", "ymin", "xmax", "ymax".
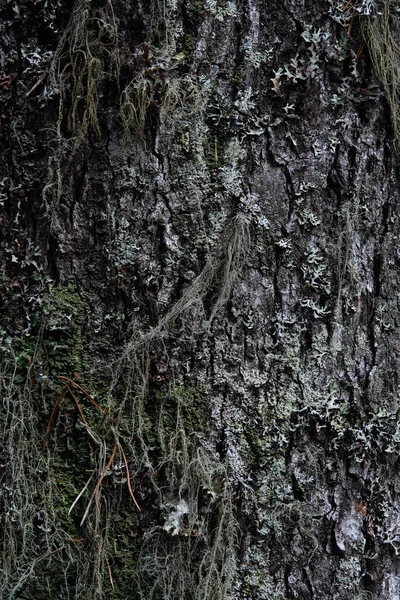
[{"xmin": 1, "ymin": 0, "xmax": 400, "ymax": 598}]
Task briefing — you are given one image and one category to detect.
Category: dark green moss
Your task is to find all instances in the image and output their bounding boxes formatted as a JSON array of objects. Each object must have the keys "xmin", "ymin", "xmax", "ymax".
[
  {"xmin": 187, "ymin": 0, "xmax": 205, "ymax": 19},
  {"xmin": 43, "ymin": 284, "xmax": 87, "ymax": 375},
  {"xmin": 140, "ymin": 383, "xmax": 210, "ymax": 452},
  {"xmin": 183, "ymin": 33, "xmax": 196, "ymax": 55}
]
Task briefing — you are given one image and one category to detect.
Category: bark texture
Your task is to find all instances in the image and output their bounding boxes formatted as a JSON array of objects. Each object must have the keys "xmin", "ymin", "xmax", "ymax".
[{"xmin": 1, "ymin": 0, "xmax": 400, "ymax": 598}]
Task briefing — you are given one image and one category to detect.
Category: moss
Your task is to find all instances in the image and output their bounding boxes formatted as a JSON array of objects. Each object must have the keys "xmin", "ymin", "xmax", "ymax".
[
  {"xmin": 49, "ymin": 444, "xmax": 93, "ymax": 531},
  {"xmin": 9, "ymin": 334, "xmax": 39, "ymax": 373},
  {"xmin": 160, "ymin": 384, "xmax": 210, "ymax": 436},
  {"xmin": 43, "ymin": 284, "xmax": 87, "ymax": 375},
  {"xmin": 187, "ymin": 0, "xmax": 206, "ymax": 20},
  {"xmin": 183, "ymin": 33, "xmax": 196, "ymax": 55},
  {"xmin": 232, "ymin": 66, "xmax": 244, "ymax": 91}
]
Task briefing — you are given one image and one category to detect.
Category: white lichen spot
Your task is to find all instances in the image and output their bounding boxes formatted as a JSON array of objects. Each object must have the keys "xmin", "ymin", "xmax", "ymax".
[{"xmin": 163, "ymin": 499, "xmax": 189, "ymax": 536}]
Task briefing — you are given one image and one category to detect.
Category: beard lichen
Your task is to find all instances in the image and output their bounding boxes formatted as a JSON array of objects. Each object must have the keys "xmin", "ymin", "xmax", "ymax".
[
  {"xmin": 49, "ymin": 0, "xmax": 120, "ymax": 141},
  {"xmin": 363, "ymin": 0, "xmax": 400, "ymax": 152}
]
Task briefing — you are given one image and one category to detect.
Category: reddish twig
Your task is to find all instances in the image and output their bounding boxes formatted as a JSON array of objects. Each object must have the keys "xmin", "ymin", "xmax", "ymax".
[
  {"xmin": 26, "ymin": 71, "xmax": 48, "ymax": 97},
  {"xmin": 347, "ymin": 0, "xmax": 359, "ymax": 37},
  {"xmin": 65, "ymin": 383, "xmax": 88, "ymax": 425},
  {"xmin": 106, "ymin": 556, "xmax": 115, "ymax": 590},
  {"xmin": 341, "ymin": 0, "xmax": 354, "ymax": 11},
  {"xmin": 356, "ymin": 41, "xmax": 365, "ymax": 60},
  {"xmin": 120, "ymin": 445, "xmax": 141, "ymax": 512},
  {"xmin": 46, "ymin": 386, "xmax": 69, "ymax": 433},
  {"xmin": 36, "ymin": 546, "xmax": 64, "ymax": 563},
  {"xmin": 60, "ymin": 376, "xmax": 109, "ymax": 415}
]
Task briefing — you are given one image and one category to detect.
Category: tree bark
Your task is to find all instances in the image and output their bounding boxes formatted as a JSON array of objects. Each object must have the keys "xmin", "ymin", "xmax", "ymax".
[{"xmin": 1, "ymin": 0, "xmax": 400, "ymax": 598}]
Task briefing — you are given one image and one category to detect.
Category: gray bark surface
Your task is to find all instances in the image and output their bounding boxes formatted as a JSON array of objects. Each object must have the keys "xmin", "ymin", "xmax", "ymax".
[{"xmin": 1, "ymin": 0, "xmax": 400, "ymax": 598}]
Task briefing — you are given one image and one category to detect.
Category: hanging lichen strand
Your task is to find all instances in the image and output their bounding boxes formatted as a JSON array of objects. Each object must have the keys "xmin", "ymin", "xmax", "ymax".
[
  {"xmin": 108, "ymin": 214, "xmax": 249, "ymax": 599},
  {"xmin": 49, "ymin": 0, "xmax": 120, "ymax": 141},
  {"xmin": 363, "ymin": 0, "xmax": 400, "ymax": 152},
  {"xmin": 43, "ymin": 0, "xmax": 120, "ymax": 233}
]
